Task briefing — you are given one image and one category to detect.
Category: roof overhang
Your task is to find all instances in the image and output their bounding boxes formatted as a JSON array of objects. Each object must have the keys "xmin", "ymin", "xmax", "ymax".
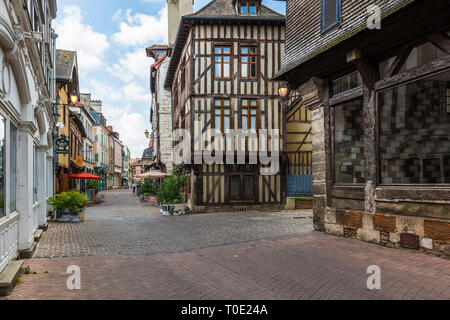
[{"xmin": 274, "ymin": 0, "xmax": 431, "ymax": 84}]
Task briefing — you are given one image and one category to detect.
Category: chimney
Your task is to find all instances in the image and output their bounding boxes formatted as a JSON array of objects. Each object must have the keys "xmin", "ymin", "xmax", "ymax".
[{"xmin": 168, "ymin": 0, "xmax": 193, "ymax": 47}]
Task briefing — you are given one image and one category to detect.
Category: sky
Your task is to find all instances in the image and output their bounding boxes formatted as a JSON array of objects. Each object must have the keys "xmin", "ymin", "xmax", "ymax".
[{"xmin": 54, "ymin": 0, "xmax": 286, "ymax": 158}]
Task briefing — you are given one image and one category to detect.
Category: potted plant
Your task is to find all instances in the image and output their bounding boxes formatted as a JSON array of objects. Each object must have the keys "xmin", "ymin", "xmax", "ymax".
[
  {"xmin": 67, "ymin": 190, "xmax": 90, "ymax": 222},
  {"xmin": 158, "ymin": 170, "xmax": 188, "ymax": 216},
  {"xmin": 47, "ymin": 191, "xmax": 90, "ymax": 223},
  {"xmin": 48, "ymin": 192, "xmax": 71, "ymax": 218}
]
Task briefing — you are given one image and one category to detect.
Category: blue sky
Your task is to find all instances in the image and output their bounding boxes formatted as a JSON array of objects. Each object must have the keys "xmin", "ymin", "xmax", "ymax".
[{"xmin": 55, "ymin": 0, "xmax": 285, "ymax": 158}]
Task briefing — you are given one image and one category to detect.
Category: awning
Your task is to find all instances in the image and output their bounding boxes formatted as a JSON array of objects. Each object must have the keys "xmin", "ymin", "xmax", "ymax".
[
  {"xmin": 136, "ymin": 171, "xmax": 171, "ymax": 179},
  {"xmin": 69, "ymin": 173, "xmax": 104, "ymax": 180}
]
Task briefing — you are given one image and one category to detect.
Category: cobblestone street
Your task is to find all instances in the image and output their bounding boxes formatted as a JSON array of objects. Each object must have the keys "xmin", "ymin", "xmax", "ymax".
[
  {"xmin": 4, "ymin": 189, "xmax": 450, "ymax": 300},
  {"xmin": 34, "ymin": 189, "xmax": 313, "ymax": 258}
]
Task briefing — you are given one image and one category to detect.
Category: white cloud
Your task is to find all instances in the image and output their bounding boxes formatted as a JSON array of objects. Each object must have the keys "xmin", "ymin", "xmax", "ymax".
[
  {"xmin": 122, "ymin": 82, "xmax": 151, "ymax": 102},
  {"xmin": 108, "ymin": 48, "xmax": 153, "ymax": 82},
  {"xmin": 108, "ymin": 113, "xmax": 149, "ymax": 158},
  {"xmin": 54, "ymin": 5, "xmax": 110, "ymax": 73},
  {"xmin": 89, "ymin": 79, "xmax": 123, "ymax": 102},
  {"xmin": 111, "ymin": 6, "xmax": 168, "ymax": 47}
]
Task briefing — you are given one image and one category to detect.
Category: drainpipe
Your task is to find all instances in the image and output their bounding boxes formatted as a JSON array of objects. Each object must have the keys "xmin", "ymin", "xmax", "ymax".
[{"xmin": 51, "ymin": 29, "xmax": 58, "ymax": 196}]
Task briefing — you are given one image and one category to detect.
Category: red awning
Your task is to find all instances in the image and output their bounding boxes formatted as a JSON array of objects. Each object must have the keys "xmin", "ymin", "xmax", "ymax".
[{"xmin": 69, "ymin": 173, "xmax": 104, "ymax": 180}]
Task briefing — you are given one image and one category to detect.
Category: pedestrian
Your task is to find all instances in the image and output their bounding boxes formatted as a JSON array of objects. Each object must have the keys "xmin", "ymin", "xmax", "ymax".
[{"xmin": 132, "ymin": 183, "xmax": 136, "ymax": 194}]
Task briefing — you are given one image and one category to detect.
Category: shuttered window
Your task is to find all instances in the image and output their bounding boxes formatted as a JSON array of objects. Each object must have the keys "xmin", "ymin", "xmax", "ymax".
[{"xmin": 322, "ymin": 0, "xmax": 341, "ymax": 32}]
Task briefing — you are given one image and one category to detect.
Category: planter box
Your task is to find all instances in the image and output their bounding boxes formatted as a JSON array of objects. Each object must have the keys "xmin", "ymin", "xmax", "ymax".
[
  {"xmin": 56, "ymin": 209, "xmax": 84, "ymax": 223},
  {"xmin": 160, "ymin": 204, "xmax": 190, "ymax": 216},
  {"xmin": 79, "ymin": 208, "xmax": 85, "ymax": 222}
]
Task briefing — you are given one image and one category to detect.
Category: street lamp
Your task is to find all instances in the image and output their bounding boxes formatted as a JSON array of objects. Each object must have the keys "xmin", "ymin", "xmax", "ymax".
[
  {"xmin": 70, "ymin": 91, "xmax": 79, "ymax": 105},
  {"xmin": 145, "ymin": 129, "xmax": 150, "ymax": 139},
  {"xmin": 278, "ymin": 82, "xmax": 289, "ymax": 99}
]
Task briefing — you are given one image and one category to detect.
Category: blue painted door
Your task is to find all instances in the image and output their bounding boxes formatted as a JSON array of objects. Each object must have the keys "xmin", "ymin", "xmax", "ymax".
[{"xmin": 287, "ymin": 174, "xmax": 313, "ymax": 197}]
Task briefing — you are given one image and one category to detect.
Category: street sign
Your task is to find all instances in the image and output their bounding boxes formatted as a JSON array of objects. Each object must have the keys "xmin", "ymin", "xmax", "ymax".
[
  {"xmin": 76, "ymin": 156, "xmax": 84, "ymax": 167},
  {"xmin": 55, "ymin": 135, "xmax": 70, "ymax": 155}
]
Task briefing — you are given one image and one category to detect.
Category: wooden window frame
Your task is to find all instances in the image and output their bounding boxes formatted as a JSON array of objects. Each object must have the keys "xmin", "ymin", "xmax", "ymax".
[
  {"xmin": 241, "ymin": 99, "xmax": 258, "ymax": 133},
  {"xmin": 239, "ymin": 0, "xmax": 258, "ymax": 16},
  {"xmin": 214, "ymin": 98, "xmax": 231, "ymax": 134},
  {"xmin": 240, "ymin": 46, "xmax": 258, "ymax": 80},
  {"xmin": 214, "ymin": 46, "xmax": 231, "ymax": 80},
  {"xmin": 321, "ymin": 0, "xmax": 342, "ymax": 34}
]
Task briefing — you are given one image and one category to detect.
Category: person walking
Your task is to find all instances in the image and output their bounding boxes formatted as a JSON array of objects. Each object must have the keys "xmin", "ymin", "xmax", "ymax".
[{"xmin": 132, "ymin": 182, "xmax": 136, "ymax": 194}]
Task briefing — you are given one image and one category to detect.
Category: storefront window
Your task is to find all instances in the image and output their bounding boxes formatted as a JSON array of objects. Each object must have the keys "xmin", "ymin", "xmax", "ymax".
[
  {"xmin": 379, "ymin": 71, "xmax": 450, "ymax": 184},
  {"xmin": 398, "ymin": 42, "xmax": 446, "ymax": 73},
  {"xmin": 10, "ymin": 124, "xmax": 17, "ymax": 212},
  {"xmin": 331, "ymin": 71, "xmax": 362, "ymax": 96},
  {"xmin": 334, "ymin": 98, "xmax": 365, "ymax": 184},
  {"xmin": 0, "ymin": 115, "xmax": 5, "ymax": 217},
  {"xmin": 33, "ymin": 146, "xmax": 38, "ymax": 203}
]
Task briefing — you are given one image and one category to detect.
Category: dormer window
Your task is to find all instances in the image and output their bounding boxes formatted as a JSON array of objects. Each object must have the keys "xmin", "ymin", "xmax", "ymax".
[{"xmin": 239, "ymin": 0, "xmax": 258, "ymax": 15}]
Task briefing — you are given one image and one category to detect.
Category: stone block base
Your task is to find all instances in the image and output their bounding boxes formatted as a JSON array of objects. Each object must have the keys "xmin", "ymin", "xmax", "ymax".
[
  {"xmin": 323, "ymin": 209, "xmax": 450, "ymax": 259},
  {"xmin": 19, "ymin": 242, "xmax": 37, "ymax": 260},
  {"xmin": 192, "ymin": 204, "xmax": 285, "ymax": 214},
  {"xmin": 0, "ymin": 260, "xmax": 23, "ymax": 297}
]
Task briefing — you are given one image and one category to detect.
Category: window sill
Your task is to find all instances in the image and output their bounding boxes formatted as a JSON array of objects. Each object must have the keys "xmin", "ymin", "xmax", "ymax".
[
  {"xmin": 376, "ymin": 186, "xmax": 450, "ymax": 202},
  {"xmin": 331, "ymin": 185, "xmax": 365, "ymax": 200}
]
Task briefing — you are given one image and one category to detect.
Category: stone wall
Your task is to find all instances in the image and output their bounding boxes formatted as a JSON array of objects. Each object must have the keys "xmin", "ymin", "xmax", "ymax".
[
  {"xmin": 156, "ymin": 57, "xmax": 174, "ymax": 172},
  {"xmin": 325, "ymin": 208, "xmax": 450, "ymax": 259}
]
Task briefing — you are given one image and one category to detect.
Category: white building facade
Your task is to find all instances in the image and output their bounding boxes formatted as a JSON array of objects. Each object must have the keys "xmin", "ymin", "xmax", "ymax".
[{"xmin": 0, "ymin": 0, "xmax": 57, "ymax": 274}]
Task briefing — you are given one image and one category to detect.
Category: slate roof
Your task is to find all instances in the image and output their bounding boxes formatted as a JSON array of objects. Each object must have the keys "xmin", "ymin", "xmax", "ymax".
[
  {"xmin": 142, "ymin": 148, "xmax": 153, "ymax": 159},
  {"xmin": 56, "ymin": 50, "xmax": 77, "ymax": 81},
  {"xmin": 90, "ymin": 110, "xmax": 101, "ymax": 125},
  {"xmin": 276, "ymin": 0, "xmax": 418, "ymax": 80}
]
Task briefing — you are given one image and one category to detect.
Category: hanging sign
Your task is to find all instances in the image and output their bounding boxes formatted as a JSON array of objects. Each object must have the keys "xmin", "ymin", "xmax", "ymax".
[
  {"xmin": 75, "ymin": 156, "xmax": 84, "ymax": 167},
  {"xmin": 55, "ymin": 135, "xmax": 69, "ymax": 155}
]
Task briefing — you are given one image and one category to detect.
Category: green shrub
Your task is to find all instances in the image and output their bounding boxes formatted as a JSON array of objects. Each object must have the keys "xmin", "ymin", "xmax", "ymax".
[
  {"xmin": 48, "ymin": 190, "xmax": 90, "ymax": 211},
  {"xmin": 47, "ymin": 192, "xmax": 71, "ymax": 210},
  {"xmin": 157, "ymin": 170, "xmax": 187, "ymax": 204},
  {"xmin": 138, "ymin": 179, "xmax": 159, "ymax": 196}
]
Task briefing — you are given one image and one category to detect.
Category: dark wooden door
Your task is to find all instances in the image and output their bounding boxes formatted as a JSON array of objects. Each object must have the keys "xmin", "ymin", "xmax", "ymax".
[{"xmin": 229, "ymin": 165, "xmax": 256, "ymax": 201}]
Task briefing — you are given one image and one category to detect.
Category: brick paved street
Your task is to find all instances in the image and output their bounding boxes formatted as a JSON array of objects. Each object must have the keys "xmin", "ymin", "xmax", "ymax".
[{"xmin": 3, "ymin": 189, "xmax": 450, "ymax": 300}]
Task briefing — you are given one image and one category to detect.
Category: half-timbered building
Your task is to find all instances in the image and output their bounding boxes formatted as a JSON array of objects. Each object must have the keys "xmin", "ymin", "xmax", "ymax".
[
  {"xmin": 277, "ymin": 0, "xmax": 450, "ymax": 257},
  {"xmin": 165, "ymin": 0, "xmax": 286, "ymax": 212}
]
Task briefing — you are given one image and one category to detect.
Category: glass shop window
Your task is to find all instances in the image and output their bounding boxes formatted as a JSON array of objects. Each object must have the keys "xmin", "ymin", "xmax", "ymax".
[
  {"xmin": 334, "ymin": 98, "xmax": 365, "ymax": 184},
  {"xmin": 0, "ymin": 115, "xmax": 5, "ymax": 217},
  {"xmin": 398, "ymin": 42, "xmax": 446, "ymax": 73},
  {"xmin": 331, "ymin": 71, "xmax": 362, "ymax": 96},
  {"xmin": 33, "ymin": 146, "xmax": 38, "ymax": 203},
  {"xmin": 378, "ymin": 71, "xmax": 450, "ymax": 184},
  {"xmin": 10, "ymin": 124, "xmax": 17, "ymax": 213}
]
